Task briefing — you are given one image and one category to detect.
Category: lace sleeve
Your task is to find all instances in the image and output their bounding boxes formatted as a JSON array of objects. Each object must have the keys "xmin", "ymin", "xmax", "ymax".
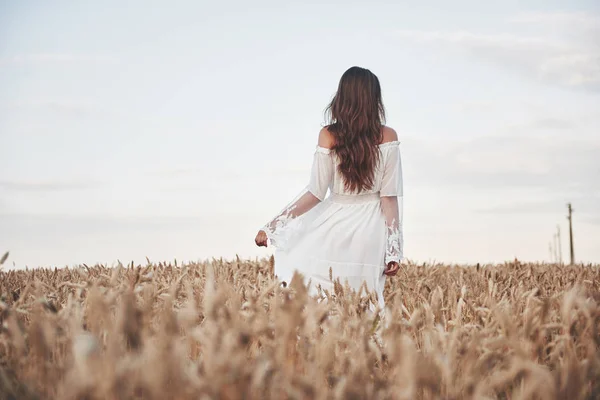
[
  {"xmin": 261, "ymin": 147, "xmax": 334, "ymax": 248},
  {"xmin": 380, "ymin": 143, "xmax": 404, "ymax": 264}
]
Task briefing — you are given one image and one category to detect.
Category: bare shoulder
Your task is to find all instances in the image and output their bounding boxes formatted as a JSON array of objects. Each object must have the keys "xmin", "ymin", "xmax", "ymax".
[
  {"xmin": 381, "ymin": 126, "xmax": 398, "ymax": 144},
  {"xmin": 318, "ymin": 126, "xmax": 335, "ymax": 149}
]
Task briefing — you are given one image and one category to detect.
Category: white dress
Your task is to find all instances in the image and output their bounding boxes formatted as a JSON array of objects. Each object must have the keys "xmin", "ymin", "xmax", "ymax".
[{"xmin": 262, "ymin": 141, "xmax": 403, "ymax": 310}]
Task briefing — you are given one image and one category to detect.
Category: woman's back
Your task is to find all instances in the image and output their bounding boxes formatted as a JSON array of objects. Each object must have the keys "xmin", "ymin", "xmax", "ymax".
[{"xmin": 318, "ymin": 126, "xmax": 400, "ymax": 197}]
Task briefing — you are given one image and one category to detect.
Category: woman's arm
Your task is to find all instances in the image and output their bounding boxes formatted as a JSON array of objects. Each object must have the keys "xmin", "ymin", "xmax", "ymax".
[
  {"xmin": 379, "ymin": 137, "xmax": 404, "ymax": 274},
  {"xmin": 380, "ymin": 195, "xmax": 402, "ymax": 275},
  {"xmin": 256, "ymin": 129, "xmax": 334, "ymax": 248},
  {"xmin": 256, "ymin": 191, "xmax": 322, "ymax": 247}
]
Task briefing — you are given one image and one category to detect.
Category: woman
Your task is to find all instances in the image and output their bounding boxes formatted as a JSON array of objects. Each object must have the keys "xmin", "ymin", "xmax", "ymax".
[{"xmin": 255, "ymin": 66, "xmax": 403, "ymax": 310}]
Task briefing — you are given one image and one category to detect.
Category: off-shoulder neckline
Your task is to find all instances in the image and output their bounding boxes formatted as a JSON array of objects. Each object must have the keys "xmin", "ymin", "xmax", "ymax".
[
  {"xmin": 316, "ymin": 140, "xmax": 399, "ymax": 153},
  {"xmin": 378, "ymin": 140, "xmax": 400, "ymax": 148}
]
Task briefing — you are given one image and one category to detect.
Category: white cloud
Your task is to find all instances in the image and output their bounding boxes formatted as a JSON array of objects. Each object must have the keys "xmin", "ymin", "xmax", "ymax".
[
  {"xmin": 528, "ymin": 118, "xmax": 576, "ymax": 130},
  {"xmin": 0, "ymin": 179, "xmax": 99, "ymax": 192},
  {"xmin": 396, "ymin": 12, "xmax": 600, "ymax": 91},
  {"xmin": 3, "ymin": 98, "xmax": 97, "ymax": 117},
  {"xmin": 476, "ymin": 196, "xmax": 600, "ymax": 218},
  {"xmin": 509, "ymin": 11, "xmax": 600, "ymax": 35},
  {"xmin": 0, "ymin": 53, "xmax": 119, "ymax": 66},
  {"xmin": 404, "ymin": 132, "xmax": 600, "ymax": 197},
  {"xmin": 538, "ymin": 53, "xmax": 600, "ymax": 89},
  {"xmin": 451, "ymin": 101, "xmax": 496, "ymax": 113}
]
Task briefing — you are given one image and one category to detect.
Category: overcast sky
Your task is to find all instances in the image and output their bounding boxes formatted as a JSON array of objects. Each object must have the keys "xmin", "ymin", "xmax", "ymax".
[{"xmin": 1, "ymin": 0, "xmax": 599, "ymax": 268}]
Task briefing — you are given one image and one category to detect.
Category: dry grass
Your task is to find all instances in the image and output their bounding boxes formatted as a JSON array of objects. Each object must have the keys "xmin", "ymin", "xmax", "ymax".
[{"xmin": 0, "ymin": 256, "xmax": 599, "ymax": 399}]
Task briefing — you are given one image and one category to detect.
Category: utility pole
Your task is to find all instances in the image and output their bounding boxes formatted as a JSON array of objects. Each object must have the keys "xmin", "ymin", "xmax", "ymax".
[
  {"xmin": 556, "ymin": 225, "xmax": 563, "ymax": 265},
  {"xmin": 553, "ymin": 232, "xmax": 559, "ymax": 264},
  {"xmin": 548, "ymin": 242, "xmax": 554, "ymax": 263},
  {"xmin": 567, "ymin": 203, "xmax": 575, "ymax": 265}
]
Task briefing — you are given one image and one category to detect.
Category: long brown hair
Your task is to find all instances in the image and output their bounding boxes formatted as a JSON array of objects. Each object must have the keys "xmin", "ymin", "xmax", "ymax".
[{"xmin": 325, "ymin": 66, "xmax": 386, "ymax": 193}]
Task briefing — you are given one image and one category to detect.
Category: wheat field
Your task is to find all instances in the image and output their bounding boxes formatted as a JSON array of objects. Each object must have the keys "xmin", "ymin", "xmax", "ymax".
[{"xmin": 0, "ymin": 255, "xmax": 599, "ymax": 400}]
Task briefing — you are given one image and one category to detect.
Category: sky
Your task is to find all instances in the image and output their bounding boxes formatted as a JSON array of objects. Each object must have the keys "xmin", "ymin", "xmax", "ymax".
[{"xmin": 1, "ymin": 0, "xmax": 599, "ymax": 268}]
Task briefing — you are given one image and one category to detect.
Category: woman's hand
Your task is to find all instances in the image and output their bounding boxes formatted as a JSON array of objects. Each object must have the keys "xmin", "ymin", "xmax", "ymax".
[
  {"xmin": 384, "ymin": 261, "xmax": 400, "ymax": 276},
  {"xmin": 255, "ymin": 230, "xmax": 268, "ymax": 247}
]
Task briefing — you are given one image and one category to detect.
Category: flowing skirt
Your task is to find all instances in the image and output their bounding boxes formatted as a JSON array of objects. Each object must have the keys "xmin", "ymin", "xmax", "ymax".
[{"xmin": 273, "ymin": 192, "xmax": 388, "ymax": 309}]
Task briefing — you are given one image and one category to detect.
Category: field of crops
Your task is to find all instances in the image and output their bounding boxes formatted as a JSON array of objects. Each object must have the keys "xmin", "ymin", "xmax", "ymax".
[{"xmin": 0, "ymin": 256, "xmax": 599, "ymax": 399}]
